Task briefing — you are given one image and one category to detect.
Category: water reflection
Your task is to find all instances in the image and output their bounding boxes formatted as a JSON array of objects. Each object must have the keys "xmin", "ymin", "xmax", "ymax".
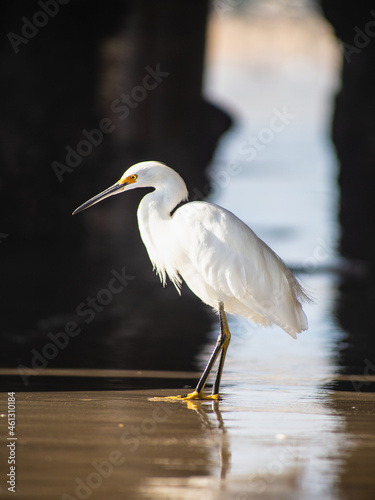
[
  {"xmin": 131, "ymin": 379, "xmax": 349, "ymax": 500},
  {"xmin": 5, "ymin": 364, "xmax": 373, "ymax": 500},
  {"xmin": 184, "ymin": 400, "xmax": 231, "ymax": 480},
  {"xmin": 329, "ymin": 390, "xmax": 375, "ymax": 500}
]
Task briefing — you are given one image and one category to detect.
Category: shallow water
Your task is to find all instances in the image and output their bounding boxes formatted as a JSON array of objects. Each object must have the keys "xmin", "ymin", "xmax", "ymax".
[{"xmin": 1, "ymin": 373, "xmax": 375, "ymax": 500}]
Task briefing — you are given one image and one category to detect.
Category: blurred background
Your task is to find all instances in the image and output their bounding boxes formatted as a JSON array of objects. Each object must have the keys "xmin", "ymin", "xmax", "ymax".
[{"xmin": 1, "ymin": 0, "xmax": 375, "ymax": 390}]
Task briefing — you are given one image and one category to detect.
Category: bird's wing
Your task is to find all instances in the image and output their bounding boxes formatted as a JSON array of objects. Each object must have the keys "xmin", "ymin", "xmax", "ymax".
[
  {"xmin": 172, "ymin": 202, "xmax": 308, "ymax": 334},
  {"xmin": 172, "ymin": 202, "xmax": 268, "ymax": 299}
]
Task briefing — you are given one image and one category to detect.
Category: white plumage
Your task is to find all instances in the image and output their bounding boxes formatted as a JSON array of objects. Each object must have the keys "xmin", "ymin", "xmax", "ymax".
[{"xmin": 73, "ymin": 161, "xmax": 310, "ymax": 400}]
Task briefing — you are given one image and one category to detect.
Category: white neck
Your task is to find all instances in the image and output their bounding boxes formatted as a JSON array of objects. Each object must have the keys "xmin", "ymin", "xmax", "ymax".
[{"xmin": 136, "ymin": 170, "xmax": 188, "ymax": 285}]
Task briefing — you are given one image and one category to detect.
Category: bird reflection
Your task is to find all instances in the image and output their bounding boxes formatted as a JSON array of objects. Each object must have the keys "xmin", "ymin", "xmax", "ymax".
[{"xmin": 183, "ymin": 400, "xmax": 231, "ymax": 480}]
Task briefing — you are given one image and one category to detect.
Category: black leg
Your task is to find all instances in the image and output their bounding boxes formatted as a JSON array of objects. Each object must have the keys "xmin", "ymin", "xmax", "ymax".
[
  {"xmin": 211, "ymin": 303, "xmax": 231, "ymax": 396},
  {"xmin": 150, "ymin": 302, "xmax": 231, "ymax": 401},
  {"xmin": 194, "ymin": 328, "xmax": 226, "ymax": 394},
  {"xmin": 193, "ymin": 302, "xmax": 231, "ymax": 397}
]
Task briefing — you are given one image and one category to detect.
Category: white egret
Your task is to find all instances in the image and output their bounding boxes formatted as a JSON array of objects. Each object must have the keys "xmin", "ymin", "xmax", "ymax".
[{"xmin": 73, "ymin": 161, "xmax": 310, "ymax": 400}]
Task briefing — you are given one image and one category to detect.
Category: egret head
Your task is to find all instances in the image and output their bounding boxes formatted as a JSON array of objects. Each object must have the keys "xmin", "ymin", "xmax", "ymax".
[{"xmin": 72, "ymin": 161, "xmax": 187, "ymax": 215}]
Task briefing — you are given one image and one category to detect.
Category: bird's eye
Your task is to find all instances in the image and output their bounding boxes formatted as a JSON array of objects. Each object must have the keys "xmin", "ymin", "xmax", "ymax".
[{"xmin": 130, "ymin": 175, "xmax": 137, "ymax": 181}]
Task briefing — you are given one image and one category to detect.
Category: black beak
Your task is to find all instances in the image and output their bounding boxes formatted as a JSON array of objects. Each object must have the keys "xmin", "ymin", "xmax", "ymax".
[{"xmin": 72, "ymin": 182, "xmax": 126, "ymax": 215}]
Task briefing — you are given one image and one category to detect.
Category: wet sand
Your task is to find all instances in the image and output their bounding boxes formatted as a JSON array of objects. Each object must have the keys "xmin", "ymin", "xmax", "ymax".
[{"xmin": 1, "ymin": 369, "xmax": 375, "ymax": 500}]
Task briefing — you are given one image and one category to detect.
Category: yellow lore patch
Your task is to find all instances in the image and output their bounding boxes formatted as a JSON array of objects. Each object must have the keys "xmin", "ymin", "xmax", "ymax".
[{"xmin": 119, "ymin": 174, "xmax": 137, "ymax": 185}]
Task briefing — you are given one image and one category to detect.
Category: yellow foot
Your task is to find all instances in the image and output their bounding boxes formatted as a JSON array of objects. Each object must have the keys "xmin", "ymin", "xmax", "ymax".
[{"xmin": 149, "ymin": 391, "xmax": 220, "ymax": 402}]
